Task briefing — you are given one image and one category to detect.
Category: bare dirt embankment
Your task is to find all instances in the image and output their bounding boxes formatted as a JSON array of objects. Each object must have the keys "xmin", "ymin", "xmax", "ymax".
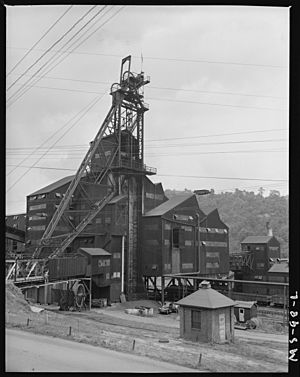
[{"xmin": 5, "ymin": 283, "xmax": 288, "ymax": 373}]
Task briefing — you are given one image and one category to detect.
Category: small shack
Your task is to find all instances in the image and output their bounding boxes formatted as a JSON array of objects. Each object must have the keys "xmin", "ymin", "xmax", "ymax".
[
  {"xmin": 77, "ymin": 247, "xmax": 111, "ymax": 300},
  {"xmin": 234, "ymin": 301, "xmax": 257, "ymax": 323},
  {"xmin": 176, "ymin": 281, "xmax": 235, "ymax": 343}
]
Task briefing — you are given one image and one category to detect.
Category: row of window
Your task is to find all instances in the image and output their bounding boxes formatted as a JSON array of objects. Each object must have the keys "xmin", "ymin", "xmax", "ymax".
[
  {"xmin": 29, "ymin": 203, "xmax": 47, "ymax": 211},
  {"xmin": 29, "ymin": 194, "xmax": 47, "ymax": 201},
  {"xmin": 145, "ymin": 192, "xmax": 164, "ymax": 200},
  {"xmin": 98, "ymin": 259, "xmax": 110, "ymax": 267},
  {"xmin": 27, "ymin": 225, "xmax": 45, "ymax": 231}
]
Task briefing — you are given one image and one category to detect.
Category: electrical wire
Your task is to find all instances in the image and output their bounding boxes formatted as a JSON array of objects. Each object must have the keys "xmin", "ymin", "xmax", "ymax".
[
  {"xmin": 7, "ymin": 6, "xmax": 124, "ymax": 107},
  {"xmin": 7, "ymin": 6, "xmax": 109, "ymax": 105},
  {"xmin": 7, "ymin": 47, "xmax": 287, "ymax": 69},
  {"xmin": 8, "ymin": 73, "xmax": 286, "ymax": 100},
  {"xmin": 6, "ymin": 93, "xmax": 105, "ymax": 192},
  {"xmin": 6, "ymin": 94, "xmax": 105, "ymax": 177},
  {"xmin": 6, "ymin": 128, "xmax": 287, "ymax": 152},
  {"xmin": 7, "ymin": 5, "xmax": 98, "ymax": 93},
  {"xmin": 9, "ymin": 81, "xmax": 286, "ymax": 112},
  {"xmin": 6, "ymin": 163, "xmax": 287, "ymax": 182},
  {"xmin": 6, "ymin": 5, "xmax": 74, "ymax": 77}
]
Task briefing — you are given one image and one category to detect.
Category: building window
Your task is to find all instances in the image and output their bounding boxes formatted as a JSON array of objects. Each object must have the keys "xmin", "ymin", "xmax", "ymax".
[
  {"xmin": 29, "ymin": 215, "xmax": 46, "ymax": 221},
  {"xmin": 55, "ymin": 192, "xmax": 62, "ymax": 198},
  {"xmin": 181, "ymin": 226, "xmax": 192, "ymax": 232},
  {"xmin": 112, "ymin": 271, "xmax": 120, "ymax": 278},
  {"xmin": 98, "ymin": 259, "xmax": 110, "ymax": 267},
  {"xmin": 104, "ymin": 150, "xmax": 111, "ymax": 157},
  {"xmin": 29, "ymin": 203, "xmax": 47, "ymax": 211},
  {"xmin": 206, "ymin": 261, "xmax": 220, "ymax": 269},
  {"xmin": 105, "ymin": 217, "xmax": 111, "ymax": 224},
  {"xmin": 172, "ymin": 228, "xmax": 180, "ymax": 248},
  {"xmin": 95, "ymin": 153, "xmax": 100, "ymax": 159},
  {"xmin": 29, "ymin": 196, "xmax": 37, "ymax": 201},
  {"xmin": 30, "ymin": 225, "xmax": 46, "ymax": 231},
  {"xmin": 145, "ymin": 192, "xmax": 155, "ymax": 199},
  {"xmin": 206, "ymin": 251, "xmax": 219, "ymax": 258},
  {"xmin": 37, "ymin": 194, "xmax": 46, "ymax": 199},
  {"xmin": 184, "ymin": 240, "xmax": 192, "ymax": 246},
  {"xmin": 13, "ymin": 215, "xmax": 19, "ymax": 220},
  {"xmin": 113, "ymin": 253, "xmax": 121, "ymax": 259},
  {"xmin": 164, "ymin": 239, "xmax": 170, "ymax": 246},
  {"xmin": 256, "ymin": 262, "xmax": 265, "ymax": 268},
  {"xmin": 164, "ymin": 223, "xmax": 171, "ymax": 230},
  {"xmin": 95, "ymin": 218, "xmax": 102, "ymax": 224},
  {"xmin": 106, "ymin": 273, "xmax": 110, "ymax": 280},
  {"xmin": 192, "ymin": 310, "xmax": 202, "ymax": 329}
]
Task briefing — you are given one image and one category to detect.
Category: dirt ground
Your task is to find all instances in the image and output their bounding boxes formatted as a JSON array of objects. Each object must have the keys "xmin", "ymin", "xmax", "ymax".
[{"xmin": 5, "ymin": 283, "xmax": 288, "ymax": 373}]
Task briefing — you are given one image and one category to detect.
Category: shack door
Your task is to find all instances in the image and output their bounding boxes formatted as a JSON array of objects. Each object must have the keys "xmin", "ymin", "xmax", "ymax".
[
  {"xmin": 171, "ymin": 248, "xmax": 180, "ymax": 274},
  {"xmin": 239, "ymin": 308, "xmax": 245, "ymax": 322},
  {"xmin": 219, "ymin": 313, "xmax": 226, "ymax": 342}
]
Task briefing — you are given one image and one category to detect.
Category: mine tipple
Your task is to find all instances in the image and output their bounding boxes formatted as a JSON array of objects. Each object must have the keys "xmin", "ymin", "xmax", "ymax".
[{"xmin": 6, "ymin": 56, "xmax": 231, "ymax": 305}]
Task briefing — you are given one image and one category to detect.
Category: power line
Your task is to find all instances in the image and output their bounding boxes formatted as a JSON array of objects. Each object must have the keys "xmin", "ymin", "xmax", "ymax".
[
  {"xmin": 7, "ymin": 6, "xmax": 108, "ymax": 105},
  {"xmin": 6, "ymin": 93, "xmax": 105, "ymax": 192},
  {"xmin": 8, "ymin": 73, "xmax": 285, "ymax": 100},
  {"xmin": 7, "ymin": 47, "xmax": 287, "ymax": 69},
  {"xmin": 148, "ymin": 96, "xmax": 286, "ymax": 112},
  {"xmin": 6, "ymin": 5, "xmax": 74, "ymax": 77},
  {"xmin": 156, "ymin": 174, "xmax": 287, "ymax": 182},
  {"xmin": 7, "ymin": 6, "xmax": 124, "ymax": 107},
  {"xmin": 6, "ymin": 94, "xmax": 103, "ymax": 177},
  {"xmin": 6, "ymin": 128, "xmax": 287, "ymax": 151},
  {"xmin": 6, "ymin": 163, "xmax": 287, "ymax": 182},
  {"xmin": 9, "ymin": 83, "xmax": 286, "ymax": 112},
  {"xmin": 7, "ymin": 5, "xmax": 98, "ymax": 93}
]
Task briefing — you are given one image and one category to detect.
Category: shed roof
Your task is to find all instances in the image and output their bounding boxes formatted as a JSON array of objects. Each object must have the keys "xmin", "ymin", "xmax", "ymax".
[
  {"xmin": 176, "ymin": 286, "xmax": 235, "ymax": 309},
  {"xmin": 29, "ymin": 175, "xmax": 75, "ymax": 196},
  {"xmin": 78, "ymin": 248, "xmax": 111, "ymax": 256},
  {"xmin": 234, "ymin": 301, "xmax": 257, "ymax": 309},
  {"xmin": 268, "ymin": 262, "xmax": 289, "ymax": 274},
  {"xmin": 5, "ymin": 213, "xmax": 27, "ymax": 231},
  {"xmin": 144, "ymin": 194, "xmax": 193, "ymax": 217},
  {"xmin": 241, "ymin": 236, "xmax": 273, "ymax": 244}
]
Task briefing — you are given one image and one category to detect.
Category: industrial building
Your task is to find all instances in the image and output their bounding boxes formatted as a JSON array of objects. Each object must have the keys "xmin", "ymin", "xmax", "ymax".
[
  {"xmin": 5, "ymin": 56, "xmax": 230, "ymax": 305},
  {"xmin": 5, "ymin": 214, "xmax": 26, "ymax": 256},
  {"xmin": 177, "ymin": 280, "xmax": 235, "ymax": 343}
]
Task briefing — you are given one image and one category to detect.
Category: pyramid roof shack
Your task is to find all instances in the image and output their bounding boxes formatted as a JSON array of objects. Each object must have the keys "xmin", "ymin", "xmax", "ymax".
[{"xmin": 176, "ymin": 281, "xmax": 235, "ymax": 343}]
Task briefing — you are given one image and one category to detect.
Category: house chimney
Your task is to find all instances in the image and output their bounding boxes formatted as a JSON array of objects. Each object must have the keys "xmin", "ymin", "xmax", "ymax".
[{"xmin": 266, "ymin": 221, "xmax": 273, "ymax": 236}]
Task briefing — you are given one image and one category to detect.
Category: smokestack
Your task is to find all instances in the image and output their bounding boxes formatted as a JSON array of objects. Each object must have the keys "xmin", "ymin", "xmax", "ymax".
[{"xmin": 266, "ymin": 221, "xmax": 273, "ymax": 236}]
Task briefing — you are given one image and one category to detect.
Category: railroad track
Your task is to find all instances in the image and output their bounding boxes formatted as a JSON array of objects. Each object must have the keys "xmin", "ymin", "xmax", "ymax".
[{"xmin": 257, "ymin": 307, "xmax": 285, "ymax": 317}]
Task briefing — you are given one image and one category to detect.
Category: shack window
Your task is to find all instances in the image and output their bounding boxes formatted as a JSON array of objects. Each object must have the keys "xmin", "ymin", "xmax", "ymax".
[{"xmin": 192, "ymin": 310, "xmax": 201, "ymax": 329}]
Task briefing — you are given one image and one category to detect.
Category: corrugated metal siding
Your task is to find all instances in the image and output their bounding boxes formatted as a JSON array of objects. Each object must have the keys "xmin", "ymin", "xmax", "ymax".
[
  {"xmin": 141, "ymin": 217, "xmax": 162, "ymax": 275},
  {"xmin": 48, "ymin": 256, "xmax": 88, "ymax": 280}
]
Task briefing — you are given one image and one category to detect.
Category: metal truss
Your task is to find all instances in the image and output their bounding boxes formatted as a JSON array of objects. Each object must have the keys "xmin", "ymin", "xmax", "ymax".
[{"xmin": 31, "ymin": 55, "xmax": 150, "ymax": 260}]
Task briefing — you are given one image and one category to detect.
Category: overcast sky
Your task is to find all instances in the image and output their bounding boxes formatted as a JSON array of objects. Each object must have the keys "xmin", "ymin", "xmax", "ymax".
[{"xmin": 6, "ymin": 5, "xmax": 289, "ymax": 215}]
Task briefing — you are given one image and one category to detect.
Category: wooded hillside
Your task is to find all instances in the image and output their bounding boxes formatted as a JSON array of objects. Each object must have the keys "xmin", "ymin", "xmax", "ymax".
[{"xmin": 164, "ymin": 188, "xmax": 288, "ymax": 257}]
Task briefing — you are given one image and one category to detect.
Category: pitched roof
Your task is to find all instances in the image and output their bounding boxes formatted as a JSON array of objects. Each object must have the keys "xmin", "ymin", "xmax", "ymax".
[
  {"xmin": 78, "ymin": 247, "xmax": 111, "ymax": 256},
  {"xmin": 176, "ymin": 286, "xmax": 235, "ymax": 309},
  {"xmin": 144, "ymin": 194, "xmax": 193, "ymax": 217},
  {"xmin": 234, "ymin": 301, "xmax": 257, "ymax": 309},
  {"xmin": 29, "ymin": 175, "xmax": 75, "ymax": 196},
  {"xmin": 268, "ymin": 262, "xmax": 289, "ymax": 274},
  {"xmin": 5, "ymin": 213, "xmax": 27, "ymax": 231},
  {"xmin": 241, "ymin": 236, "xmax": 273, "ymax": 244}
]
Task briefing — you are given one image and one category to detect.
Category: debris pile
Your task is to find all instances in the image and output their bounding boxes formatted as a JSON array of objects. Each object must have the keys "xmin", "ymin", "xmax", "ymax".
[{"xmin": 6, "ymin": 281, "xmax": 31, "ymax": 314}]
